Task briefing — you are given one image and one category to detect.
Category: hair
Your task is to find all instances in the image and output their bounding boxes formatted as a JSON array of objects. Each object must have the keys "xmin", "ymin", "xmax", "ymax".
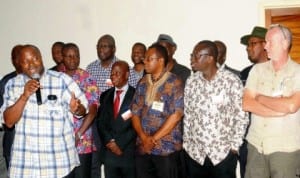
[
  {"xmin": 113, "ymin": 60, "xmax": 130, "ymax": 72},
  {"xmin": 269, "ymin": 24, "xmax": 293, "ymax": 51},
  {"xmin": 132, "ymin": 42, "xmax": 146, "ymax": 52},
  {"xmin": 52, "ymin": 41, "xmax": 64, "ymax": 49},
  {"xmin": 196, "ymin": 40, "xmax": 218, "ymax": 62},
  {"xmin": 97, "ymin": 34, "xmax": 115, "ymax": 48},
  {"xmin": 21, "ymin": 44, "xmax": 42, "ymax": 58},
  {"xmin": 11, "ymin": 45, "xmax": 23, "ymax": 60},
  {"xmin": 214, "ymin": 40, "xmax": 226, "ymax": 56},
  {"xmin": 148, "ymin": 43, "xmax": 169, "ymax": 67},
  {"xmin": 11, "ymin": 44, "xmax": 23, "ymax": 72},
  {"xmin": 62, "ymin": 43, "xmax": 80, "ymax": 58}
]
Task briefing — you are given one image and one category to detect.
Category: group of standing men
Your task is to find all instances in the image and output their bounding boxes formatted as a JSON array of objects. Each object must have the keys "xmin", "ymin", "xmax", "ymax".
[{"xmin": 1, "ymin": 23, "xmax": 300, "ymax": 178}]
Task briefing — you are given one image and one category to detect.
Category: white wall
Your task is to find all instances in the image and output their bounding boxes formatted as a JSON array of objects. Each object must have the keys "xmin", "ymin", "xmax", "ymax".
[{"xmin": 0, "ymin": 0, "xmax": 295, "ymax": 76}]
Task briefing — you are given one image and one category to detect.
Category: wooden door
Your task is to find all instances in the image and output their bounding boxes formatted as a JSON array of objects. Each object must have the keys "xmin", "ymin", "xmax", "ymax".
[{"xmin": 265, "ymin": 8, "xmax": 300, "ymax": 63}]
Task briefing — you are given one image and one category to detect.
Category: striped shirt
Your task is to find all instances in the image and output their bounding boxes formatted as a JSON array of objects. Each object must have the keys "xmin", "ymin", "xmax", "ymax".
[{"xmin": 1, "ymin": 70, "xmax": 88, "ymax": 178}]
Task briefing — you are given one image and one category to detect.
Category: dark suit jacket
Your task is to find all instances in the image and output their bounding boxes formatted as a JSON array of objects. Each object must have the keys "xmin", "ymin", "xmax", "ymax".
[
  {"xmin": 96, "ymin": 86, "xmax": 136, "ymax": 167},
  {"xmin": 224, "ymin": 65, "xmax": 240, "ymax": 77},
  {"xmin": 1, "ymin": 71, "xmax": 17, "ymax": 161},
  {"xmin": 240, "ymin": 64, "xmax": 254, "ymax": 86}
]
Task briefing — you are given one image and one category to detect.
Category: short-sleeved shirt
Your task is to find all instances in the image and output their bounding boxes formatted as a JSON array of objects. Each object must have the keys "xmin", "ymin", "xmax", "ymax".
[
  {"xmin": 131, "ymin": 72, "xmax": 184, "ymax": 156},
  {"xmin": 245, "ymin": 58, "xmax": 300, "ymax": 154},
  {"xmin": 70, "ymin": 68, "xmax": 100, "ymax": 154},
  {"xmin": 1, "ymin": 70, "xmax": 88, "ymax": 178}
]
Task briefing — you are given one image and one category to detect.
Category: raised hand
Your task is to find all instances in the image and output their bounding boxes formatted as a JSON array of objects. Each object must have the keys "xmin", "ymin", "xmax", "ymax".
[
  {"xmin": 23, "ymin": 79, "xmax": 40, "ymax": 99},
  {"xmin": 70, "ymin": 92, "xmax": 82, "ymax": 115}
]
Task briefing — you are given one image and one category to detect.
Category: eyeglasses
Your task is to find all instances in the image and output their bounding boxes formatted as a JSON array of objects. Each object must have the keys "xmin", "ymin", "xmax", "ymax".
[
  {"xmin": 190, "ymin": 53, "xmax": 210, "ymax": 60},
  {"xmin": 96, "ymin": 44, "xmax": 112, "ymax": 49},
  {"xmin": 143, "ymin": 57, "xmax": 159, "ymax": 63},
  {"xmin": 247, "ymin": 41, "xmax": 265, "ymax": 47}
]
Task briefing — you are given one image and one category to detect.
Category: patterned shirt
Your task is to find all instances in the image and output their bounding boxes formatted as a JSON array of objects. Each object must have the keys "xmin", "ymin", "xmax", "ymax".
[
  {"xmin": 131, "ymin": 72, "xmax": 184, "ymax": 156},
  {"xmin": 86, "ymin": 57, "xmax": 139, "ymax": 92},
  {"xmin": 1, "ymin": 70, "xmax": 88, "ymax": 178},
  {"xmin": 183, "ymin": 68, "xmax": 248, "ymax": 165},
  {"xmin": 70, "ymin": 68, "xmax": 100, "ymax": 154}
]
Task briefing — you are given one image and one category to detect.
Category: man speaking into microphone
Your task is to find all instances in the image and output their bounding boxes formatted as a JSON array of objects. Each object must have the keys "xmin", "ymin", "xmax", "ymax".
[{"xmin": 1, "ymin": 44, "xmax": 88, "ymax": 178}]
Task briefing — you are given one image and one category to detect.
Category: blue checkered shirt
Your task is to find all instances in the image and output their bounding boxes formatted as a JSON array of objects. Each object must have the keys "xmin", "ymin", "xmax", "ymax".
[
  {"xmin": 86, "ymin": 57, "xmax": 139, "ymax": 92},
  {"xmin": 1, "ymin": 70, "xmax": 88, "ymax": 178}
]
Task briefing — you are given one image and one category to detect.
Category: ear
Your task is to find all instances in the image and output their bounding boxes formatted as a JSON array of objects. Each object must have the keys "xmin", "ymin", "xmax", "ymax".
[
  {"xmin": 112, "ymin": 46, "xmax": 116, "ymax": 54},
  {"xmin": 282, "ymin": 39, "xmax": 289, "ymax": 51},
  {"xmin": 207, "ymin": 56, "xmax": 215, "ymax": 64},
  {"xmin": 158, "ymin": 57, "xmax": 166, "ymax": 66},
  {"xmin": 171, "ymin": 46, "xmax": 177, "ymax": 54},
  {"xmin": 125, "ymin": 70, "xmax": 129, "ymax": 80}
]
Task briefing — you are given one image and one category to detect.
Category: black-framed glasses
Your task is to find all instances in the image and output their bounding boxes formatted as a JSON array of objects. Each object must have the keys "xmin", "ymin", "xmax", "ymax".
[
  {"xmin": 190, "ymin": 53, "xmax": 210, "ymax": 60},
  {"xmin": 96, "ymin": 44, "xmax": 113, "ymax": 49},
  {"xmin": 247, "ymin": 41, "xmax": 265, "ymax": 47},
  {"xmin": 143, "ymin": 57, "xmax": 159, "ymax": 63}
]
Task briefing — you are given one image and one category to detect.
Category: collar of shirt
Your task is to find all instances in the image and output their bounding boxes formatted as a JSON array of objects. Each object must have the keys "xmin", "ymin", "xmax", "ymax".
[
  {"xmin": 96, "ymin": 56, "xmax": 117, "ymax": 68},
  {"xmin": 197, "ymin": 66, "xmax": 225, "ymax": 82},
  {"xmin": 114, "ymin": 83, "xmax": 129, "ymax": 101}
]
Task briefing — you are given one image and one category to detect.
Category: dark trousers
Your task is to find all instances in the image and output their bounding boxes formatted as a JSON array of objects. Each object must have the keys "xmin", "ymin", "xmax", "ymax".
[
  {"xmin": 91, "ymin": 150, "xmax": 103, "ymax": 178},
  {"xmin": 91, "ymin": 122, "xmax": 103, "ymax": 178},
  {"xmin": 65, "ymin": 153, "xmax": 92, "ymax": 178},
  {"xmin": 104, "ymin": 163, "xmax": 135, "ymax": 178},
  {"xmin": 185, "ymin": 151, "xmax": 237, "ymax": 178},
  {"xmin": 239, "ymin": 140, "xmax": 248, "ymax": 178},
  {"xmin": 135, "ymin": 151, "xmax": 181, "ymax": 178},
  {"xmin": 3, "ymin": 125, "xmax": 15, "ymax": 169}
]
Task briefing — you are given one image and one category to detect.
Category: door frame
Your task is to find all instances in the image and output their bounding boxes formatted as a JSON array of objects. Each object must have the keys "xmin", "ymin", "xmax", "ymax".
[{"xmin": 259, "ymin": 0, "xmax": 300, "ymax": 26}]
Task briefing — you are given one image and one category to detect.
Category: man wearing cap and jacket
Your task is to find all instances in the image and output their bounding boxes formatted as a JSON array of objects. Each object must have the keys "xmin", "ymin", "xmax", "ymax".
[
  {"xmin": 239, "ymin": 26, "xmax": 269, "ymax": 178},
  {"xmin": 157, "ymin": 34, "xmax": 191, "ymax": 85}
]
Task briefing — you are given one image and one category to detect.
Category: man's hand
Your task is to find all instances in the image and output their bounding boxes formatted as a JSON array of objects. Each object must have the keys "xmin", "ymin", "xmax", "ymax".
[
  {"xmin": 23, "ymin": 79, "xmax": 40, "ymax": 99},
  {"xmin": 70, "ymin": 92, "xmax": 82, "ymax": 115},
  {"xmin": 106, "ymin": 140, "xmax": 123, "ymax": 156},
  {"xmin": 141, "ymin": 135, "xmax": 156, "ymax": 154}
]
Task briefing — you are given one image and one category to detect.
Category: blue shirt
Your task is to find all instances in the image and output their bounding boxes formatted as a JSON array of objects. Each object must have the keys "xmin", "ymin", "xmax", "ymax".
[{"xmin": 131, "ymin": 72, "xmax": 184, "ymax": 156}]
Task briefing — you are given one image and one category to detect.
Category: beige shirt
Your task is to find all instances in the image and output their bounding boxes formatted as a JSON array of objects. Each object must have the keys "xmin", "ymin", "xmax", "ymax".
[{"xmin": 245, "ymin": 58, "xmax": 300, "ymax": 154}]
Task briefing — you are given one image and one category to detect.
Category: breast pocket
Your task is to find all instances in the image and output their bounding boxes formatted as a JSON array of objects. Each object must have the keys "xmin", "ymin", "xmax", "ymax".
[{"xmin": 40, "ymin": 101, "xmax": 66, "ymax": 137}]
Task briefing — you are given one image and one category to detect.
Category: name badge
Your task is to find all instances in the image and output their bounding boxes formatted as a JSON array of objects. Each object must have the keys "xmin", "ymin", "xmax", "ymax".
[
  {"xmin": 152, "ymin": 101, "xmax": 164, "ymax": 112},
  {"xmin": 121, "ymin": 110, "xmax": 132, "ymax": 121},
  {"xmin": 212, "ymin": 90, "xmax": 224, "ymax": 104}
]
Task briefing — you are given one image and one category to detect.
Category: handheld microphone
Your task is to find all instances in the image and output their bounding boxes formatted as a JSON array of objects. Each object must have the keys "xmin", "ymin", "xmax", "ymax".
[{"xmin": 32, "ymin": 73, "xmax": 42, "ymax": 105}]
